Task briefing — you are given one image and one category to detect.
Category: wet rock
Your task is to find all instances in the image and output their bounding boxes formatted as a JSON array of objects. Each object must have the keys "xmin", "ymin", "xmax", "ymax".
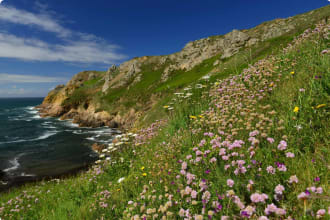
[{"xmin": 92, "ymin": 143, "xmax": 106, "ymax": 153}]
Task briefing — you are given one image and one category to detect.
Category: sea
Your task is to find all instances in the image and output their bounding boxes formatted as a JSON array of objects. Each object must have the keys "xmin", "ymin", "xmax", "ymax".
[{"xmin": 0, "ymin": 98, "xmax": 117, "ymax": 190}]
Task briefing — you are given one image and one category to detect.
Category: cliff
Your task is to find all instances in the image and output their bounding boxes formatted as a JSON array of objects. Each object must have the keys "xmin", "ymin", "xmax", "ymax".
[{"xmin": 39, "ymin": 5, "xmax": 329, "ymax": 128}]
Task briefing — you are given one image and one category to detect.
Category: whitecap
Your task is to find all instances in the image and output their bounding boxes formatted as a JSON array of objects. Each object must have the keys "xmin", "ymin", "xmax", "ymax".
[
  {"xmin": 0, "ymin": 131, "xmax": 57, "ymax": 145},
  {"xmin": 32, "ymin": 115, "xmax": 41, "ymax": 119},
  {"xmin": 36, "ymin": 131, "xmax": 57, "ymax": 140},
  {"xmin": 3, "ymin": 156, "xmax": 21, "ymax": 172},
  {"xmin": 86, "ymin": 137, "xmax": 96, "ymax": 141}
]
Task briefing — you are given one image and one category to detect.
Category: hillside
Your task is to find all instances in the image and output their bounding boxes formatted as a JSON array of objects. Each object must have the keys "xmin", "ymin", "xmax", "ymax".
[
  {"xmin": 38, "ymin": 5, "xmax": 329, "ymax": 129},
  {"xmin": 0, "ymin": 5, "xmax": 329, "ymax": 220}
]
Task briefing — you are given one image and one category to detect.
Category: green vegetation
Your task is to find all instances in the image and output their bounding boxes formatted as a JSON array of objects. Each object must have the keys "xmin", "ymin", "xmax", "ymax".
[{"xmin": 1, "ymin": 20, "xmax": 329, "ymax": 220}]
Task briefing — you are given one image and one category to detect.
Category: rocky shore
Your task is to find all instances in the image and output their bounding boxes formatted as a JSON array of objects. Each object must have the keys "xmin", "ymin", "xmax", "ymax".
[{"xmin": 36, "ymin": 103, "xmax": 119, "ymax": 128}]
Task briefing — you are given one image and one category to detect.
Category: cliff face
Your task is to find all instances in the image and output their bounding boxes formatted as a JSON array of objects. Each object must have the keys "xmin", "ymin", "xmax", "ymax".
[
  {"xmin": 38, "ymin": 71, "xmax": 115, "ymax": 128},
  {"xmin": 40, "ymin": 5, "xmax": 329, "ymax": 129}
]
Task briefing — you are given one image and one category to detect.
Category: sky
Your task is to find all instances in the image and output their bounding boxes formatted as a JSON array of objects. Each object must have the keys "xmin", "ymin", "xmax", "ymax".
[{"xmin": 0, "ymin": 0, "xmax": 328, "ymax": 97}]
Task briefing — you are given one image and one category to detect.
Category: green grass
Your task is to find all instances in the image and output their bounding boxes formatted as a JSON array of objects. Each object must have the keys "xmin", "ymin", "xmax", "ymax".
[{"xmin": 0, "ymin": 16, "xmax": 330, "ymax": 219}]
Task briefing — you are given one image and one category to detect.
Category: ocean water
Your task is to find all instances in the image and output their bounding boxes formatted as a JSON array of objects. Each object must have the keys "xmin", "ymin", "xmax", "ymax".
[{"xmin": 0, "ymin": 98, "xmax": 117, "ymax": 188}]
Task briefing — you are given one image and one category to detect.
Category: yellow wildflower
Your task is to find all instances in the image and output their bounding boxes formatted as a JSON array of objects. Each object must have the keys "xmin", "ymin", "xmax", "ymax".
[
  {"xmin": 141, "ymin": 166, "xmax": 145, "ymax": 170},
  {"xmin": 189, "ymin": 115, "xmax": 197, "ymax": 119},
  {"xmin": 117, "ymin": 188, "xmax": 121, "ymax": 191},
  {"xmin": 163, "ymin": 105, "xmax": 169, "ymax": 109},
  {"xmin": 316, "ymin": 104, "xmax": 326, "ymax": 109},
  {"xmin": 198, "ymin": 115, "xmax": 204, "ymax": 118},
  {"xmin": 290, "ymin": 71, "xmax": 295, "ymax": 75},
  {"xmin": 269, "ymin": 82, "xmax": 274, "ymax": 87},
  {"xmin": 142, "ymin": 173, "xmax": 147, "ymax": 177},
  {"xmin": 293, "ymin": 106, "xmax": 299, "ymax": 113}
]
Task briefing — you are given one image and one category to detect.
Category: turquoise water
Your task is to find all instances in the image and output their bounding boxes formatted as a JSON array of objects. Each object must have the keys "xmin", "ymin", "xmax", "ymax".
[{"xmin": 0, "ymin": 98, "xmax": 116, "ymax": 188}]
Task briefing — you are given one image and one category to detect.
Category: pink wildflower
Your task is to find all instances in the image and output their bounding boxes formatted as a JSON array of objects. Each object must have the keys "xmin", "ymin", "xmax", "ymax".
[
  {"xmin": 266, "ymin": 166, "xmax": 276, "ymax": 174},
  {"xmin": 275, "ymin": 184, "xmax": 285, "ymax": 195},
  {"xmin": 210, "ymin": 157, "xmax": 217, "ymax": 163},
  {"xmin": 191, "ymin": 190, "xmax": 197, "ymax": 199},
  {"xmin": 264, "ymin": 203, "xmax": 277, "ymax": 215},
  {"xmin": 316, "ymin": 209, "xmax": 326, "ymax": 219},
  {"xmin": 182, "ymin": 162, "xmax": 187, "ymax": 170},
  {"xmin": 288, "ymin": 175, "xmax": 298, "ymax": 184},
  {"xmin": 286, "ymin": 152, "xmax": 295, "ymax": 158},
  {"xmin": 250, "ymin": 193, "xmax": 268, "ymax": 203},
  {"xmin": 267, "ymin": 137, "xmax": 275, "ymax": 144},
  {"xmin": 297, "ymin": 192, "xmax": 309, "ymax": 200},
  {"xmin": 258, "ymin": 216, "xmax": 269, "ymax": 220},
  {"xmin": 249, "ymin": 130, "xmax": 259, "ymax": 137},
  {"xmin": 227, "ymin": 179, "xmax": 234, "ymax": 187},
  {"xmin": 316, "ymin": 187, "xmax": 323, "ymax": 194},
  {"xmin": 277, "ymin": 164, "xmax": 287, "ymax": 172},
  {"xmin": 275, "ymin": 208, "xmax": 286, "ymax": 216},
  {"xmin": 277, "ymin": 140, "xmax": 287, "ymax": 151}
]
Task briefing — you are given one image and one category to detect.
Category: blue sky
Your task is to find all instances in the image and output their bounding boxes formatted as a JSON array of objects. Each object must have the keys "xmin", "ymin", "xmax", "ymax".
[{"xmin": 0, "ymin": 0, "xmax": 328, "ymax": 97}]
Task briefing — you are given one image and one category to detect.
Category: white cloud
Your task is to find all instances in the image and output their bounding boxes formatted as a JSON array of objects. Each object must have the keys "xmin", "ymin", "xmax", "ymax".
[
  {"xmin": 0, "ymin": 6, "xmax": 70, "ymax": 37},
  {"xmin": 0, "ymin": 0, "xmax": 4, "ymax": 5},
  {"xmin": 0, "ymin": 33, "xmax": 126, "ymax": 63},
  {"xmin": 0, "ymin": 73, "xmax": 68, "ymax": 83},
  {"xmin": 0, "ymin": 5, "xmax": 127, "ymax": 64}
]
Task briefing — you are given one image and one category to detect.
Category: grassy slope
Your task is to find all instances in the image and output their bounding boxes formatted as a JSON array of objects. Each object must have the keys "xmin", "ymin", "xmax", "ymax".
[
  {"xmin": 0, "ymin": 21, "xmax": 329, "ymax": 219},
  {"xmin": 90, "ymin": 6, "xmax": 330, "ymax": 124}
]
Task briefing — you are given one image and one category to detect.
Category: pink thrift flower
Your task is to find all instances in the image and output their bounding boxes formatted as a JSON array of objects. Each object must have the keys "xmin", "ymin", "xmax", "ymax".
[
  {"xmin": 289, "ymin": 175, "xmax": 298, "ymax": 184},
  {"xmin": 286, "ymin": 152, "xmax": 295, "ymax": 158},
  {"xmin": 278, "ymin": 164, "xmax": 287, "ymax": 172},
  {"xmin": 267, "ymin": 137, "xmax": 275, "ymax": 144},
  {"xmin": 210, "ymin": 157, "xmax": 217, "ymax": 163},
  {"xmin": 227, "ymin": 179, "xmax": 234, "ymax": 187},
  {"xmin": 264, "ymin": 203, "xmax": 277, "ymax": 215},
  {"xmin": 185, "ymin": 186, "xmax": 192, "ymax": 195},
  {"xmin": 297, "ymin": 192, "xmax": 309, "ymax": 200},
  {"xmin": 191, "ymin": 190, "xmax": 197, "ymax": 199},
  {"xmin": 275, "ymin": 208, "xmax": 286, "ymax": 216},
  {"xmin": 266, "ymin": 166, "xmax": 276, "ymax": 174},
  {"xmin": 196, "ymin": 150, "xmax": 203, "ymax": 156},
  {"xmin": 258, "ymin": 216, "xmax": 269, "ymax": 220},
  {"xmin": 316, "ymin": 209, "xmax": 326, "ymax": 218},
  {"xmin": 316, "ymin": 187, "xmax": 323, "ymax": 194},
  {"xmin": 277, "ymin": 140, "xmax": 287, "ymax": 151},
  {"xmin": 249, "ymin": 130, "xmax": 259, "ymax": 137},
  {"xmin": 275, "ymin": 184, "xmax": 285, "ymax": 195},
  {"xmin": 250, "ymin": 193, "xmax": 268, "ymax": 203},
  {"xmin": 182, "ymin": 162, "xmax": 187, "ymax": 170}
]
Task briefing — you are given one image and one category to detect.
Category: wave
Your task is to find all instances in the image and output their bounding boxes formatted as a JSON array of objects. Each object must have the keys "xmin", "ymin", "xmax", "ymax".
[
  {"xmin": 32, "ymin": 115, "xmax": 41, "ymax": 119},
  {"xmin": 0, "ymin": 131, "xmax": 58, "ymax": 145},
  {"xmin": 3, "ymin": 155, "xmax": 22, "ymax": 172},
  {"xmin": 37, "ymin": 131, "xmax": 57, "ymax": 140}
]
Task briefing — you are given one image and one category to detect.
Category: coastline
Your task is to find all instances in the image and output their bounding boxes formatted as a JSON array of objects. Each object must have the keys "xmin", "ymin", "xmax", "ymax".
[{"xmin": 0, "ymin": 104, "xmax": 121, "ymax": 193}]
